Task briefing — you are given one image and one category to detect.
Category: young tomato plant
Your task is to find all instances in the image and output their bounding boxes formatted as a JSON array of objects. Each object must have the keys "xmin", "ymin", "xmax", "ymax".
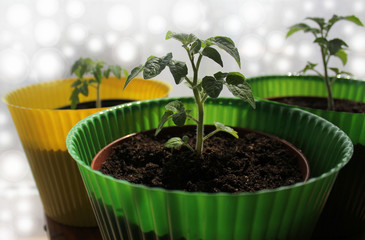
[
  {"xmin": 287, "ymin": 14, "xmax": 364, "ymax": 111},
  {"xmin": 70, "ymin": 57, "xmax": 127, "ymax": 109},
  {"xmin": 125, "ymin": 31, "xmax": 256, "ymax": 156}
]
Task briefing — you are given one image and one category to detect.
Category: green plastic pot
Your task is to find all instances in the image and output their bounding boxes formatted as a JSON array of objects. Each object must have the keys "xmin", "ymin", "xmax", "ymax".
[
  {"xmin": 247, "ymin": 75, "xmax": 365, "ymax": 239},
  {"xmin": 2, "ymin": 77, "xmax": 171, "ymax": 227},
  {"xmin": 67, "ymin": 97, "xmax": 352, "ymax": 240}
]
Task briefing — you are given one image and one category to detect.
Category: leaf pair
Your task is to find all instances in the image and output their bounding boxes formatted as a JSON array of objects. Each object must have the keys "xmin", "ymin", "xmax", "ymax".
[
  {"xmin": 202, "ymin": 72, "xmax": 255, "ymax": 109},
  {"xmin": 164, "ymin": 122, "xmax": 238, "ymax": 152},
  {"xmin": 125, "ymin": 32, "xmax": 242, "ymax": 90},
  {"xmin": 286, "ymin": 15, "xmax": 363, "ymax": 38},
  {"xmin": 124, "ymin": 53, "xmax": 187, "ymax": 88},
  {"xmin": 166, "ymin": 31, "xmax": 241, "ymax": 68}
]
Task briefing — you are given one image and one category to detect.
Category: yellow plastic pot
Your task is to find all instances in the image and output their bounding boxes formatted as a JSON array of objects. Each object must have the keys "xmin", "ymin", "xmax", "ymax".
[{"xmin": 2, "ymin": 76, "xmax": 171, "ymax": 226}]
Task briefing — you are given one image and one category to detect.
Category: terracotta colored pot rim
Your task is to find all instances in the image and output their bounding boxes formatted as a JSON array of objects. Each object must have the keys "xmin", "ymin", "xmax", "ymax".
[{"xmin": 91, "ymin": 125, "xmax": 310, "ymax": 183}]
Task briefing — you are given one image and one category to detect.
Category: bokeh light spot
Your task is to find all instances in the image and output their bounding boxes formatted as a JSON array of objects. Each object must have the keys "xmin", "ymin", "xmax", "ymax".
[
  {"xmin": 239, "ymin": 35, "xmax": 266, "ymax": 60},
  {"xmin": 34, "ymin": 19, "xmax": 61, "ymax": 46},
  {"xmin": 32, "ymin": 49, "xmax": 66, "ymax": 82},
  {"xmin": 148, "ymin": 15, "xmax": 167, "ymax": 34},
  {"xmin": 105, "ymin": 32, "xmax": 118, "ymax": 46},
  {"xmin": 267, "ymin": 31, "xmax": 285, "ymax": 52},
  {"xmin": 173, "ymin": 0, "xmax": 205, "ymax": 31},
  {"xmin": 62, "ymin": 45, "xmax": 75, "ymax": 58},
  {"xmin": 224, "ymin": 16, "xmax": 243, "ymax": 35},
  {"xmin": 87, "ymin": 35, "xmax": 105, "ymax": 53},
  {"xmin": 67, "ymin": 23, "xmax": 88, "ymax": 44},
  {"xmin": 351, "ymin": 33, "xmax": 365, "ymax": 52},
  {"xmin": 66, "ymin": 1, "xmax": 85, "ymax": 18},
  {"xmin": 240, "ymin": 2, "xmax": 266, "ymax": 27},
  {"xmin": 0, "ymin": 224, "xmax": 16, "ymax": 240},
  {"xmin": 0, "ymin": 49, "xmax": 29, "ymax": 84},
  {"xmin": 0, "ymin": 151, "xmax": 28, "ymax": 182},
  {"xmin": 0, "ymin": 131, "xmax": 13, "ymax": 149},
  {"xmin": 277, "ymin": 58, "xmax": 291, "ymax": 72},
  {"xmin": 16, "ymin": 217, "xmax": 34, "ymax": 234},
  {"xmin": 6, "ymin": 4, "xmax": 32, "ymax": 27},
  {"xmin": 113, "ymin": 38, "xmax": 138, "ymax": 63},
  {"xmin": 0, "ymin": 112, "xmax": 8, "ymax": 126},
  {"xmin": 299, "ymin": 43, "xmax": 314, "ymax": 58},
  {"xmin": 107, "ymin": 5, "xmax": 133, "ymax": 31},
  {"xmin": 36, "ymin": 0, "xmax": 59, "ymax": 17},
  {"xmin": 350, "ymin": 58, "xmax": 365, "ymax": 76}
]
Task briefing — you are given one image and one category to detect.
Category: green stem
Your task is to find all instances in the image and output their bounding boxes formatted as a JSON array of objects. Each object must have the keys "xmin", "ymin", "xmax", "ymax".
[
  {"xmin": 203, "ymin": 129, "xmax": 220, "ymax": 141},
  {"xmin": 96, "ymin": 83, "xmax": 101, "ymax": 108},
  {"xmin": 183, "ymin": 143, "xmax": 195, "ymax": 152},
  {"xmin": 320, "ymin": 47, "xmax": 334, "ymax": 111},
  {"xmin": 187, "ymin": 50, "xmax": 205, "ymax": 156}
]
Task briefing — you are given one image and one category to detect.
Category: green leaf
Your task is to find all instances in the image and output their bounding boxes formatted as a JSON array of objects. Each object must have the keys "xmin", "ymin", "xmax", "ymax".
[
  {"xmin": 214, "ymin": 122, "xmax": 238, "ymax": 138},
  {"xmin": 314, "ymin": 37, "xmax": 328, "ymax": 46},
  {"xmin": 335, "ymin": 49, "xmax": 348, "ymax": 65},
  {"xmin": 329, "ymin": 67, "xmax": 340, "ymax": 75},
  {"xmin": 307, "ymin": 17, "xmax": 325, "ymax": 28},
  {"xmin": 93, "ymin": 66, "xmax": 102, "ymax": 84},
  {"xmin": 79, "ymin": 81, "xmax": 89, "ymax": 96},
  {"xmin": 191, "ymin": 39, "xmax": 202, "ymax": 54},
  {"xmin": 69, "ymin": 88, "xmax": 80, "ymax": 109},
  {"xmin": 123, "ymin": 69, "xmax": 129, "ymax": 79},
  {"xmin": 71, "ymin": 79, "xmax": 82, "ymax": 87},
  {"xmin": 103, "ymin": 69, "xmax": 111, "ymax": 79},
  {"xmin": 166, "ymin": 31, "xmax": 198, "ymax": 46},
  {"xmin": 201, "ymin": 76, "xmax": 223, "ymax": 98},
  {"xmin": 345, "ymin": 15, "xmax": 364, "ymax": 26},
  {"xmin": 124, "ymin": 65, "xmax": 144, "ymax": 89},
  {"xmin": 202, "ymin": 47, "xmax": 223, "ymax": 67},
  {"xmin": 72, "ymin": 57, "xmax": 94, "ymax": 78},
  {"xmin": 300, "ymin": 61, "xmax": 318, "ymax": 74},
  {"xmin": 88, "ymin": 79, "xmax": 98, "ymax": 84},
  {"xmin": 165, "ymin": 100, "xmax": 187, "ymax": 126},
  {"xmin": 328, "ymin": 38, "xmax": 348, "ymax": 55},
  {"xmin": 206, "ymin": 36, "xmax": 241, "ymax": 68},
  {"xmin": 286, "ymin": 23, "xmax": 312, "ymax": 38},
  {"xmin": 168, "ymin": 60, "xmax": 188, "ymax": 84},
  {"xmin": 71, "ymin": 58, "xmax": 83, "ymax": 75},
  {"xmin": 214, "ymin": 71, "xmax": 228, "ymax": 80},
  {"xmin": 330, "ymin": 15, "xmax": 364, "ymax": 27},
  {"xmin": 165, "ymin": 137, "xmax": 184, "ymax": 149},
  {"xmin": 225, "ymin": 72, "xmax": 256, "ymax": 109},
  {"xmin": 155, "ymin": 111, "xmax": 173, "ymax": 136},
  {"xmin": 143, "ymin": 53, "xmax": 173, "ymax": 79},
  {"xmin": 109, "ymin": 65, "xmax": 122, "ymax": 79},
  {"xmin": 174, "ymin": 111, "xmax": 189, "ymax": 125}
]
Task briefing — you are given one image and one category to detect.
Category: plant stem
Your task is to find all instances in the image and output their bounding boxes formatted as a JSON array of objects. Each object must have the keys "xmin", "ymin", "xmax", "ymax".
[
  {"xmin": 320, "ymin": 47, "xmax": 335, "ymax": 111},
  {"xmin": 191, "ymin": 54, "xmax": 204, "ymax": 156},
  {"xmin": 96, "ymin": 83, "xmax": 101, "ymax": 108}
]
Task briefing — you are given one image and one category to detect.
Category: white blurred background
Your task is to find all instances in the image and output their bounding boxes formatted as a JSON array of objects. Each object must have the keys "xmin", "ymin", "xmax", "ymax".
[{"xmin": 0, "ymin": 0, "xmax": 364, "ymax": 239}]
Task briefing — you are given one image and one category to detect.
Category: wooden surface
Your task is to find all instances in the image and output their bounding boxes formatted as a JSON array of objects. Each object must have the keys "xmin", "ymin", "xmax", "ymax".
[{"xmin": 44, "ymin": 215, "xmax": 102, "ymax": 240}]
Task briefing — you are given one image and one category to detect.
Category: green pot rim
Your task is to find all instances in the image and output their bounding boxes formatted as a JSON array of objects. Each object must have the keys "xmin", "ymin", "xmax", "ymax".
[{"xmin": 66, "ymin": 97, "xmax": 353, "ymax": 197}]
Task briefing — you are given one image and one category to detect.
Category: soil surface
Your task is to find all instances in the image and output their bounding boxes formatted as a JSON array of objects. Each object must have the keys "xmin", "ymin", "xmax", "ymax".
[
  {"xmin": 99, "ymin": 126, "xmax": 304, "ymax": 193},
  {"xmin": 271, "ymin": 96, "xmax": 365, "ymax": 113},
  {"xmin": 57, "ymin": 99, "xmax": 134, "ymax": 109}
]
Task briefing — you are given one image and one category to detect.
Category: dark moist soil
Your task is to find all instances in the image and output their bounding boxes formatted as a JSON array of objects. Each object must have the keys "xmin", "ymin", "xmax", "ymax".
[
  {"xmin": 271, "ymin": 96, "xmax": 365, "ymax": 113},
  {"xmin": 57, "ymin": 99, "xmax": 134, "ymax": 110},
  {"xmin": 99, "ymin": 126, "xmax": 304, "ymax": 193}
]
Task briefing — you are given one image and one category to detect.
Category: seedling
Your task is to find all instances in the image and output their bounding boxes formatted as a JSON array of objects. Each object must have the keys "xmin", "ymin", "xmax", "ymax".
[
  {"xmin": 125, "ymin": 31, "xmax": 255, "ymax": 156},
  {"xmin": 70, "ymin": 57, "xmax": 127, "ymax": 109},
  {"xmin": 287, "ymin": 14, "xmax": 364, "ymax": 111}
]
